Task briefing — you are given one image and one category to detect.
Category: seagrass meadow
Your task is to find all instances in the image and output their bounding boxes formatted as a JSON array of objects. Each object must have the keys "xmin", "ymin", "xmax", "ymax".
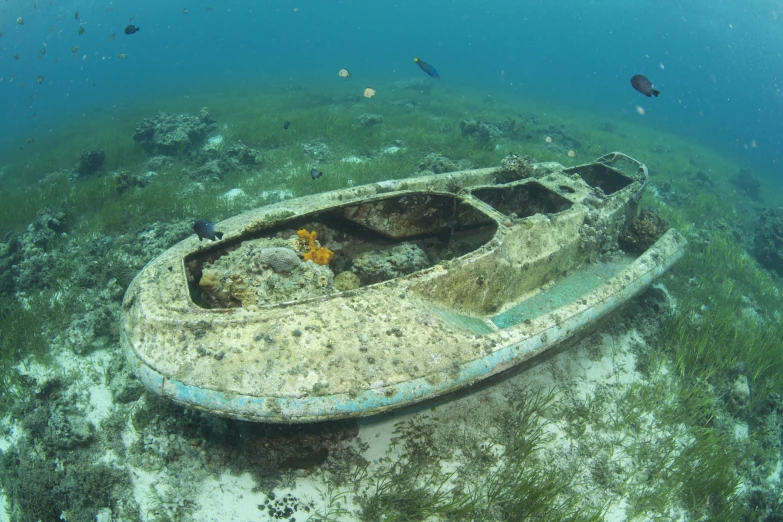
[{"xmin": 0, "ymin": 78, "xmax": 782, "ymax": 521}]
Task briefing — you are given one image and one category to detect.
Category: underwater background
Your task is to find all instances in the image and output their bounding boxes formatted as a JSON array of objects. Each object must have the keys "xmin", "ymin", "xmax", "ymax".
[
  {"xmin": 2, "ymin": 0, "xmax": 783, "ymax": 521},
  {"xmin": 3, "ymin": 0, "xmax": 783, "ymax": 173}
]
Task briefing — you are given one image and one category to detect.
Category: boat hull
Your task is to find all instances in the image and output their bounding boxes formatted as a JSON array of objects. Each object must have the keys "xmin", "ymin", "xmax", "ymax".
[{"xmin": 121, "ymin": 153, "xmax": 686, "ymax": 422}]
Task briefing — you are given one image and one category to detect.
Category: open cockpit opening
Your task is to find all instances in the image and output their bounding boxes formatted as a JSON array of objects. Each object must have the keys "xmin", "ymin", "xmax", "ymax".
[{"xmin": 185, "ymin": 192, "xmax": 498, "ymax": 308}]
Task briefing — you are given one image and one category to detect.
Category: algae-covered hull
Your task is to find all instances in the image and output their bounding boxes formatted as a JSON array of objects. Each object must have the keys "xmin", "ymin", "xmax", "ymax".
[{"xmin": 121, "ymin": 153, "xmax": 686, "ymax": 423}]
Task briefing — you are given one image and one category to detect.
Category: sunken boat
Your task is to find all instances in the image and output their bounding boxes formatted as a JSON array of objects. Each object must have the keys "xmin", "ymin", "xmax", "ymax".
[{"xmin": 121, "ymin": 153, "xmax": 686, "ymax": 423}]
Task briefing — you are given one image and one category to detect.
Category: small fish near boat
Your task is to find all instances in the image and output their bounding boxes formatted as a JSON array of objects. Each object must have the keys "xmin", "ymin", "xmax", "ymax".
[
  {"xmin": 631, "ymin": 74, "xmax": 660, "ymax": 97},
  {"xmin": 121, "ymin": 152, "xmax": 686, "ymax": 423},
  {"xmin": 193, "ymin": 219, "xmax": 223, "ymax": 241},
  {"xmin": 414, "ymin": 56, "xmax": 440, "ymax": 79}
]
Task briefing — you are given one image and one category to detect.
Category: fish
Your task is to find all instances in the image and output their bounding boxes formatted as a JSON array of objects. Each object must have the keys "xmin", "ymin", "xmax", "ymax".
[
  {"xmin": 284, "ymin": 120, "xmax": 290, "ymax": 130},
  {"xmin": 36, "ymin": 76, "xmax": 44, "ymax": 84},
  {"xmin": 78, "ymin": 26, "xmax": 85, "ymax": 35},
  {"xmin": 17, "ymin": 17, "xmax": 24, "ymax": 25},
  {"xmin": 124, "ymin": 25, "xmax": 140, "ymax": 35},
  {"xmin": 630, "ymin": 74, "xmax": 660, "ymax": 97},
  {"xmin": 27, "ymin": 138, "xmax": 35, "ymax": 144},
  {"xmin": 310, "ymin": 168, "xmax": 322, "ymax": 180},
  {"xmin": 338, "ymin": 68, "xmax": 351, "ymax": 78},
  {"xmin": 71, "ymin": 45, "xmax": 79, "ymax": 53},
  {"xmin": 193, "ymin": 219, "xmax": 224, "ymax": 241},
  {"xmin": 414, "ymin": 57, "xmax": 440, "ymax": 79},
  {"xmin": 118, "ymin": 53, "xmax": 127, "ymax": 60},
  {"xmin": 108, "ymin": 33, "xmax": 115, "ymax": 42},
  {"xmin": 13, "ymin": 54, "xmax": 19, "ymax": 60},
  {"xmin": 363, "ymin": 87, "xmax": 376, "ymax": 98},
  {"xmin": 40, "ymin": 48, "xmax": 46, "ymax": 55},
  {"xmin": 206, "ymin": 6, "xmax": 214, "ymax": 10},
  {"xmin": 75, "ymin": 11, "xmax": 79, "ymax": 20},
  {"xmin": 183, "ymin": 8, "xmax": 188, "ymax": 14}
]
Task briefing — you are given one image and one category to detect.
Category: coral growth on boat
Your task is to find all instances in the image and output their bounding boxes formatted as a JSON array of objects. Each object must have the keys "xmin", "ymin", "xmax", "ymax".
[{"xmin": 297, "ymin": 229, "xmax": 334, "ymax": 265}]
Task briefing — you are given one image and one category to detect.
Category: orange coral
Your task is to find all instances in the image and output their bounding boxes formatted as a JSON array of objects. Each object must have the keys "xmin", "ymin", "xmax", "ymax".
[{"xmin": 297, "ymin": 229, "xmax": 334, "ymax": 265}]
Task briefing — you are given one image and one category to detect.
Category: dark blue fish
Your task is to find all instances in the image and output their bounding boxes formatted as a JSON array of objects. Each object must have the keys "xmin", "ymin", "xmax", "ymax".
[
  {"xmin": 284, "ymin": 120, "xmax": 290, "ymax": 130},
  {"xmin": 631, "ymin": 75, "xmax": 660, "ymax": 97},
  {"xmin": 414, "ymin": 57, "xmax": 440, "ymax": 79},
  {"xmin": 310, "ymin": 168, "xmax": 322, "ymax": 180},
  {"xmin": 124, "ymin": 24, "xmax": 140, "ymax": 35},
  {"xmin": 193, "ymin": 219, "xmax": 223, "ymax": 241}
]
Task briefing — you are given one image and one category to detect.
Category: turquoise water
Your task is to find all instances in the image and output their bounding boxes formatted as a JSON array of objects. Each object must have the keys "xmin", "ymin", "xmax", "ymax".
[
  {"xmin": 2, "ymin": 0, "xmax": 781, "ymax": 175},
  {"xmin": 2, "ymin": 1, "xmax": 783, "ymax": 520}
]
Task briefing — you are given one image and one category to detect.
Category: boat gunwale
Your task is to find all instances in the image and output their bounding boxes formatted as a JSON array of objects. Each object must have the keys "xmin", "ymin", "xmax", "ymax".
[{"xmin": 165, "ymin": 158, "xmax": 643, "ymax": 316}]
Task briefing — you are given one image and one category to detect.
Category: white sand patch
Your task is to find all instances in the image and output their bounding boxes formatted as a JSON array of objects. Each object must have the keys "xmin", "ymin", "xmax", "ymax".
[
  {"xmin": 0, "ymin": 494, "xmax": 9, "ymax": 522},
  {"xmin": 382, "ymin": 146, "xmax": 402, "ymax": 154},
  {"xmin": 358, "ymin": 410, "xmax": 417, "ymax": 463},
  {"xmin": 189, "ymin": 472, "xmax": 341, "ymax": 522},
  {"xmin": 203, "ymin": 135, "xmax": 224, "ymax": 151},
  {"xmin": 767, "ymin": 460, "xmax": 782, "ymax": 489},
  {"xmin": 0, "ymin": 417, "xmax": 12, "ymax": 521},
  {"xmin": 0, "ymin": 418, "xmax": 20, "ymax": 452},
  {"xmin": 259, "ymin": 189, "xmax": 293, "ymax": 202},
  {"xmin": 221, "ymin": 188, "xmax": 246, "ymax": 201},
  {"xmin": 85, "ymin": 384, "xmax": 113, "ymax": 427},
  {"xmin": 190, "ymin": 472, "xmax": 264, "ymax": 521},
  {"xmin": 734, "ymin": 421, "xmax": 749, "ymax": 441},
  {"xmin": 129, "ymin": 467, "xmax": 164, "ymax": 517},
  {"xmin": 341, "ymin": 156, "xmax": 364, "ymax": 164}
]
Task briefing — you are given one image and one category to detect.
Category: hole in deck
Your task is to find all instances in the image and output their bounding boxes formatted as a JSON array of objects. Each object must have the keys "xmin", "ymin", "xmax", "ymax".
[
  {"xmin": 185, "ymin": 193, "xmax": 498, "ymax": 308},
  {"xmin": 470, "ymin": 181, "xmax": 573, "ymax": 217},
  {"xmin": 564, "ymin": 162, "xmax": 633, "ymax": 195}
]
